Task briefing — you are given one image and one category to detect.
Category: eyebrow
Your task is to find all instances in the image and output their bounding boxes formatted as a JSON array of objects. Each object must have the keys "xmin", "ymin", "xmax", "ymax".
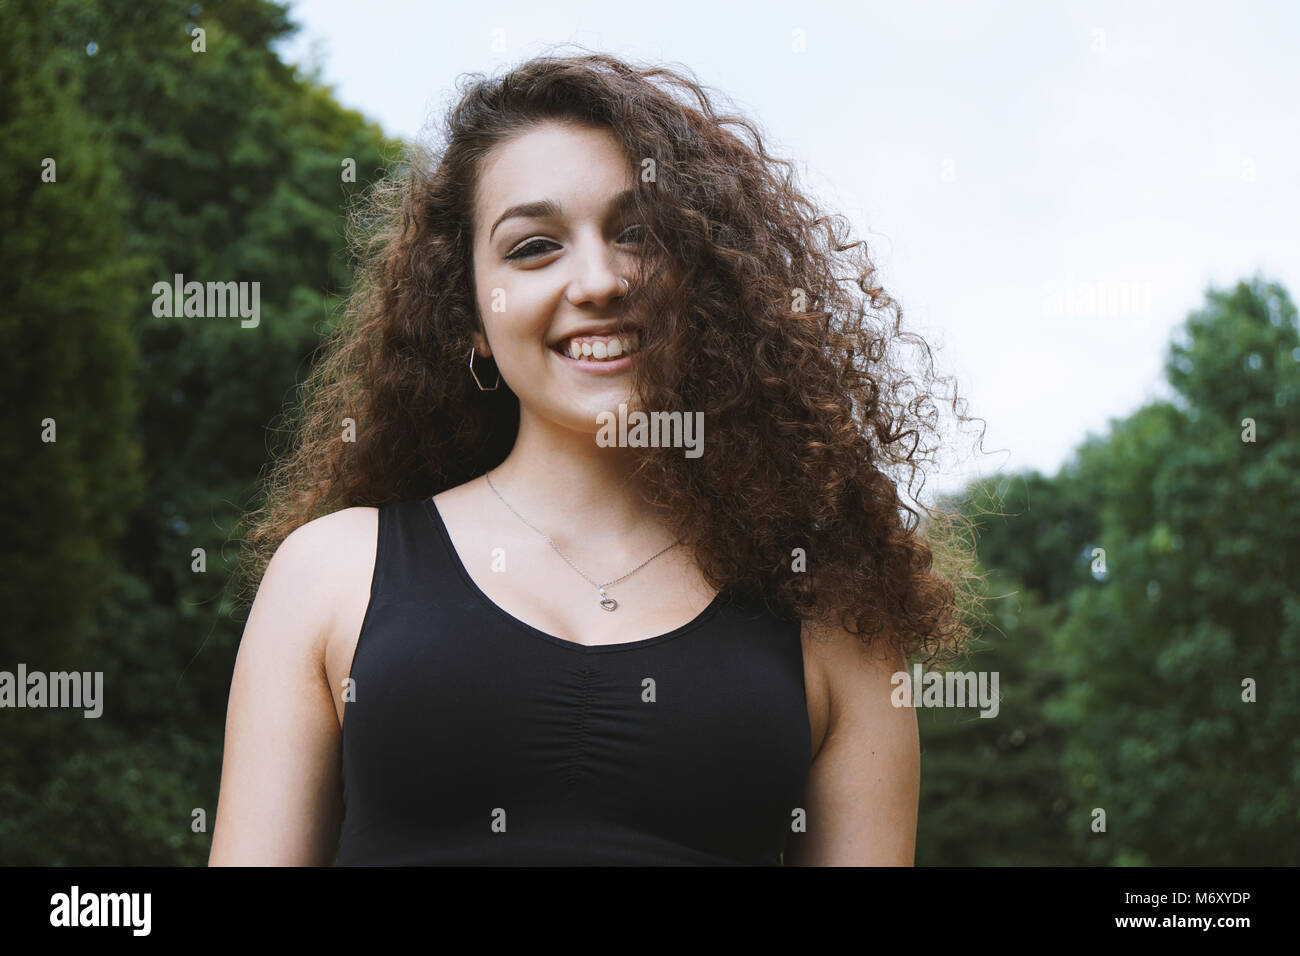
[{"xmin": 488, "ymin": 189, "xmax": 638, "ymax": 242}]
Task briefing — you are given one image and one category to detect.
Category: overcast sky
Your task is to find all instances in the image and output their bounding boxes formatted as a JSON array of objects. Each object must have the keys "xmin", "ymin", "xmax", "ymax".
[{"xmin": 275, "ymin": 0, "xmax": 1300, "ymax": 497}]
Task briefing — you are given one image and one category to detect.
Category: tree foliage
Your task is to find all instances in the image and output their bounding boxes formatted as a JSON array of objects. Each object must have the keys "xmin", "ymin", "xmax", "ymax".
[
  {"xmin": 920, "ymin": 275, "xmax": 1299, "ymax": 865},
  {"xmin": 1, "ymin": 0, "xmax": 395, "ymax": 863}
]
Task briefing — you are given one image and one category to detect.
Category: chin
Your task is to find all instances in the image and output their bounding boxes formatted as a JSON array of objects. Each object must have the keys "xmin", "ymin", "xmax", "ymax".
[{"xmin": 548, "ymin": 394, "xmax": 642, "ymax": 434}]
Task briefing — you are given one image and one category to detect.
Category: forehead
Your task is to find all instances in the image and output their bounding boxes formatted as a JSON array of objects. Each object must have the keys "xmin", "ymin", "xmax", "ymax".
[{"xmin": 474, "ymin": 122, "xmax": 634, "ymax": 231}]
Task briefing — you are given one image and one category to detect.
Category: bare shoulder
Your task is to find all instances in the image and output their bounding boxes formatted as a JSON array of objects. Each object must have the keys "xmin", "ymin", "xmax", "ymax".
[
  {"xmin": 259, "ymin": 507, "xmax": 379, "ymax": 662},
  {"xmin": 801, "ymin": 614, "xmax": 905, "ymax": 677},
  {"xmin": 799, "ymin": 615, "xmax": 908, "ymax": 752},
  {"xmin": 210, "ymin": 505, "xmax": 377, "ymax": 864},
  {"xmin": 281, "ymin": 504, "xmax": 379, "ymax": 546},
  {"xmin": 272, "ymin": 507, "xmax": 379, "ymax": 596}
]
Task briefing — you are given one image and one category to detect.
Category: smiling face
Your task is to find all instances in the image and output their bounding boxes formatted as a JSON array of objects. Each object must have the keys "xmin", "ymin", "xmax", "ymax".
[{"xmin": 470, "ymin": 121, "xmax": 648, "ymax": 434}]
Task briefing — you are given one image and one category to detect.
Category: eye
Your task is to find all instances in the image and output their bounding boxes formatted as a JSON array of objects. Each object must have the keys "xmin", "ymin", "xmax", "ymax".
[
  {"xmin": 618, "ymin": 224, "xmax": 647, "ymax": 244},
  {"xmin": 505, "ymin": 238, "xmax": 559, "ymax": 261},
  {"xmin": 505, "ymin": 226, "xmax": 646, "ymax": 262}
]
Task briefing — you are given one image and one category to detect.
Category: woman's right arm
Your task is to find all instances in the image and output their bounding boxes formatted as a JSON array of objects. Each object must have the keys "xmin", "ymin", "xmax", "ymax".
[{"xmin": 208, "ymin": 514, "xmax": 355, "ymax": 866}]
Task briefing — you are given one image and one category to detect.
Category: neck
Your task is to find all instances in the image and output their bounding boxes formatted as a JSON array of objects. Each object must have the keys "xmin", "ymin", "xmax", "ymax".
[{"xmin": 486, "ymin": 405, "xmax": 672, "ymax": 545}]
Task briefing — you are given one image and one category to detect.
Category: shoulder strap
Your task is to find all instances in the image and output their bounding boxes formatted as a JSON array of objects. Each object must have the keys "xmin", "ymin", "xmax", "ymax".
[{"xmin": 367, "ymin": 498, "xmax": 456, "ymax": 605}]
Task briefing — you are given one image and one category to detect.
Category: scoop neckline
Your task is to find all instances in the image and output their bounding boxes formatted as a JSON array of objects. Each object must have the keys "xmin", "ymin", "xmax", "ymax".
[{"xmin": 421, "ymin": 496, "xmax": 724, "ymax": 654}]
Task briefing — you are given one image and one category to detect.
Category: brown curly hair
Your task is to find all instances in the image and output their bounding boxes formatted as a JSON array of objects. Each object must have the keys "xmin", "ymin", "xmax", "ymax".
[{"xmin": 236, "ymin": 48, "xmax": 985, "ymax": 667}]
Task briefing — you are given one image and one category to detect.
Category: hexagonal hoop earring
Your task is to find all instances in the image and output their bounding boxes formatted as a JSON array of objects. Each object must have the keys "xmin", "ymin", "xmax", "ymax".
[{"xmin": 468, "ymin": 346, "xmax": 501, "ymax": 391}]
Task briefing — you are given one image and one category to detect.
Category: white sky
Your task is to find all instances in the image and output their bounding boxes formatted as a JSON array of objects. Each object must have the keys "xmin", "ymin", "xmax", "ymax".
[{"xmin": 276, "ymin": 0, "xmax": 1300, "ymax": 497}]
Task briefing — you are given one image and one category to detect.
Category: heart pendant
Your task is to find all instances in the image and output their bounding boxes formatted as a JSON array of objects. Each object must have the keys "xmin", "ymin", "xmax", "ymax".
[{"xmin": 599, "ymin": 596, "xmax": 618, "ymax": 611}]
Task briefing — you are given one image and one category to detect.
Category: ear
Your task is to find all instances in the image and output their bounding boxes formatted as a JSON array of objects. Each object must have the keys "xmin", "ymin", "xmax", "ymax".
[{"xmin": 471, "ymin": 329, "xmax": 491, "ymax": 357}]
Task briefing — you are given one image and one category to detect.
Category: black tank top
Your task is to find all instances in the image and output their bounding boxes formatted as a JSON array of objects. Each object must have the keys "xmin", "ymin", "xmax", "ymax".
[{"xmin": 336, "ymin": 497, "xmax": 812, "ymax": 866}]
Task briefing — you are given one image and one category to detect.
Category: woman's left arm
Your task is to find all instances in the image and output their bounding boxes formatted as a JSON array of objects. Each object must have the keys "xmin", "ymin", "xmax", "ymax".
[{"xmin": 786, "ymin": 623, "xmax": 920, "ymax": 866}]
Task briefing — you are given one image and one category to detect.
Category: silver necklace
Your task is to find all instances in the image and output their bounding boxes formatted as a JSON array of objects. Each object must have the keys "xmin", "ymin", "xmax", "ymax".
[{"xmin": 484, "ymin": 471, "xmax": 681, "ymax": 611}]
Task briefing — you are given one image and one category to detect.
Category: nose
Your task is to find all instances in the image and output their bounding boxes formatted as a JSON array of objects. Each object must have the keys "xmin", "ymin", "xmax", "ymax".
[{"xmin": 563, "ymin": 233, "xmax": 630, "ymax": 308}]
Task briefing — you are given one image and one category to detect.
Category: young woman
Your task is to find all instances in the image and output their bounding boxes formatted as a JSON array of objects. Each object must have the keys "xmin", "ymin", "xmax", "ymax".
[{"xmin": 208, "ymin": 52, "xmax": 977, "ymax": 866}]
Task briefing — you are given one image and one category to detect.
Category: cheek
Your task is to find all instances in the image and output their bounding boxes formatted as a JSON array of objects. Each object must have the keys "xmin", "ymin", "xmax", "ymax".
[
  {"xmin": 478, "ymin": 315, "xmax": 552, "ymax": 367},
  {"xmin": 473, "ymin": 266, "xmax": 517, "ymax": 318}
]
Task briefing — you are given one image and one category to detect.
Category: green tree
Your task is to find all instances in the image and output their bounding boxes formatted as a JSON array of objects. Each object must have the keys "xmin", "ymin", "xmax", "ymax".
[
  {"xmin": 916, "ymin": 566, "xmax": 1083, "ymax": 865},
  {"xmin": 1, "ymin": 0, "xmax": 395, "ymax": 863},
  {"xmin": 921, "ymin": 276, "xmax": 1299, "ymax": 865},
  {"xmin": 0, "ymin": 0, "xmax": 142, "ymax": 691},
  {"xmin": 1046, "ymin": 276, "xmax": 1300, "ymax": 864}
]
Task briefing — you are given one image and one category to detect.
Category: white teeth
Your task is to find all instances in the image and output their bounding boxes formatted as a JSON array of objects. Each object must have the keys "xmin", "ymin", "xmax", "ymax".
[{"xmin": 558, "ymin": 333, "xmax": 641, "ymax": 361}]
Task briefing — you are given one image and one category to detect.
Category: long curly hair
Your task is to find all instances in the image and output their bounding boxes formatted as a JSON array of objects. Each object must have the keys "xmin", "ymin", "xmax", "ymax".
[{"xmin": 236, "ymin": 49, "xmax": 985, "ymax": 667}]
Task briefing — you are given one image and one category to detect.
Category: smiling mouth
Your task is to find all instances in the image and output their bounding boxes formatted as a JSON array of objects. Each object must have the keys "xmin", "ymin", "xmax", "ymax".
[{"xmin": 551, "ymin": 332, "xmax": 642, "ymax": 362}]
